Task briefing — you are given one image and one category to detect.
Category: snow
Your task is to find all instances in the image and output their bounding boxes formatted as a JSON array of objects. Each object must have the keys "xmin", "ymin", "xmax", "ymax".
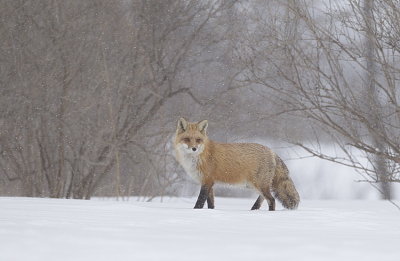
[{"xmin": 1, "ymin": 197, "xmax": 399, "ymax": 261}]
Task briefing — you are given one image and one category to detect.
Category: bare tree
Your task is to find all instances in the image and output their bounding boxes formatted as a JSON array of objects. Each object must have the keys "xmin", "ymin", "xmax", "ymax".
[
  {"xmin": 0, "ymin": 0, "xmax": 238, "ymax": 198},
  {"xmin": 239, "ymin": 0, "xmax": 400, "ymax": 200}
]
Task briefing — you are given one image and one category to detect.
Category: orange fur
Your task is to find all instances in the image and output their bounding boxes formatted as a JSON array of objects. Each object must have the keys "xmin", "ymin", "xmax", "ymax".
[{"xmin": 174, "ymin": 118, "xmax": 300, "ymax": 210}]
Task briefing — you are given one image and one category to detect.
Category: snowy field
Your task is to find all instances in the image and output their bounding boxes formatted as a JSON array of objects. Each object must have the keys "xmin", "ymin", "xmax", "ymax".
[{"xmin": 1, "ymin": 197, "xmax": 399, "ymax": 261}]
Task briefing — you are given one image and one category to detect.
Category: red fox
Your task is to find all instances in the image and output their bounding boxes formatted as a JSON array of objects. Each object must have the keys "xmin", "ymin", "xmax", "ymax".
[{"xmin": 174, "ymin": 118, "xmax": 300, "ymax": 211}]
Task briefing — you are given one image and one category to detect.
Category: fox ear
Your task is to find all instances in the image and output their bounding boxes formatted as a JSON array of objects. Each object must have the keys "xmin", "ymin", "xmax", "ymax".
[
  {"xmin": 177, "ymin": 117, "xmax": 188, "ymax": 133},
  {"xmin": 197, "ymin": 120, "xmax": 208, "ymax": 134}
]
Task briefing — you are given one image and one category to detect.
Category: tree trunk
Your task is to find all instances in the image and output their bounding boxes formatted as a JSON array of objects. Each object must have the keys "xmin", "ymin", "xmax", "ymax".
[{"xmin": 364, "ymin": 0, "xmax": 391, "ymax": 199}]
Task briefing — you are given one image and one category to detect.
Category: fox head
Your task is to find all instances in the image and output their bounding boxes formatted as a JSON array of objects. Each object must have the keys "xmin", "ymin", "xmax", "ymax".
[{"xmin": 174, "ymin": 117, "xmax": 208, "ymax": 155}]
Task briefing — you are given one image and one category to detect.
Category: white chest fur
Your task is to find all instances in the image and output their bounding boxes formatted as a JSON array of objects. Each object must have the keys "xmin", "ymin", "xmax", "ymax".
[
  {"xmin": 175, "ymin": 145, "xmax": 203, "ymax": 183},
  {"xmin": 178, "ymin": 153, "xmax": 203, "ymax": 182}
]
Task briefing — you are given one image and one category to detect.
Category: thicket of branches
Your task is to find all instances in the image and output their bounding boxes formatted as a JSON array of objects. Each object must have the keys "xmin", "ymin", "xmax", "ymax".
[
  {"xmin": 239, "ymin": 0, "xmax": 400, "ymax": 199},
  {"xmin": 0, "ymin": 0, "xmax": 239, "ymax": 199}
]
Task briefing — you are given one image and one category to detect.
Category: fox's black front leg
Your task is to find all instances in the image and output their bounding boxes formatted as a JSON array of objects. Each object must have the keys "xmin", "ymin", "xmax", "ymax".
[{"xmin": 194, "ymin": 185, "xmax": 211, "ymax": 209}]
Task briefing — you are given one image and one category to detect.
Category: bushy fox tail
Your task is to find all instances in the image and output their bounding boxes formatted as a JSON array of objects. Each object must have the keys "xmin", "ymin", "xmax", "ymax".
[{"xmin": 272, "ymin": 155, "xmax": 300, "ymax": 209}]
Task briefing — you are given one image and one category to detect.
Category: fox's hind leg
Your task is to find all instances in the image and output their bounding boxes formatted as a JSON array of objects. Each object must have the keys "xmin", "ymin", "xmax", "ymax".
[
  {"xmin": 207, "ymin": 187, "xmax": 215, "ymax": 209},
  {"xmin": 251, "ymin": 195, "xmax": 264, "ymax": 210},
  {"xmin": 261, "ymin": 186, "xmax": 276, "ymax": 211}
]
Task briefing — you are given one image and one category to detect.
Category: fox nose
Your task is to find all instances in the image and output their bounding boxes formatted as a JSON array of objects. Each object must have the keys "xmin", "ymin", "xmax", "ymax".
[{"xmin": 192, "ymin": 147, "xmax": 197, "ymax": 152}]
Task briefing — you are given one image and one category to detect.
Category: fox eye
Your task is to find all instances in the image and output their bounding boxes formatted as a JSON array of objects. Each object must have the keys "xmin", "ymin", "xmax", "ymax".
[
  {"xmin": 182, "ymin": 138, "xmax": 190, "ymax": 143},
  {"xmin": 196, "ymin": 139, "xmax": 202, "ymax": 143}
]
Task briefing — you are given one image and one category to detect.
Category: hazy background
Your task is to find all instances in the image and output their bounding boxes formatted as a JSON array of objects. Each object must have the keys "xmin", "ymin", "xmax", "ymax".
[{"xmin": 1, "ymin": 0, "xmax": 399, "ymax": 200}]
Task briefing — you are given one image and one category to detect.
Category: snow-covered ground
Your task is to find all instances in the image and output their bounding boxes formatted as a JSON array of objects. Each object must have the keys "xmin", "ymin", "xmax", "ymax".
[{"xmin": 1, "ymin": 197, "xmax": 399, "ymax": 261}]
